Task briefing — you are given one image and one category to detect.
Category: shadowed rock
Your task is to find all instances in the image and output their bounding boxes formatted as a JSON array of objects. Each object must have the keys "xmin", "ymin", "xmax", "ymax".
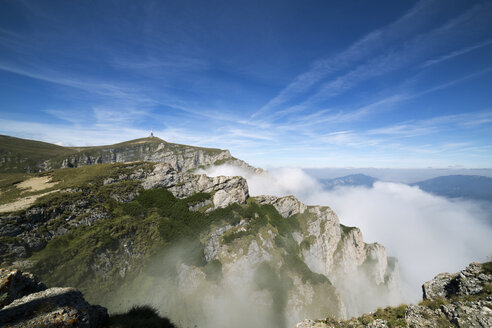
[
  {"xmin": 0, "ymin": 268, "xmax": 46, "ymax": 308},
  {"xmin": 0, "ymin": 268, "xmax": 108, "ymax": 328}
]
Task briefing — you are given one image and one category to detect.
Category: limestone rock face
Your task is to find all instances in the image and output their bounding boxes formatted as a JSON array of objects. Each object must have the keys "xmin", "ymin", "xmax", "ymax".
[
  {"xmin": 142, "ymin": 163, "xmax": 249, "ymax": 208},
  {"xmin": 58, "ymin": 140, "xmax": 234, "ymax": 173},
  {"xmin": 256, "ymin": 195, "xmax": 307, "ymax": 218},
  {"xmin": 255, "ymin": 196, "xmax": 399, "ymax": 317},
  {"xmin": 199, "ymin": 227, "xmax": 347, "ymax": 327},
  {"xmin": 0, "ymin": 269, "xmax": 108, "ymax": 328}
]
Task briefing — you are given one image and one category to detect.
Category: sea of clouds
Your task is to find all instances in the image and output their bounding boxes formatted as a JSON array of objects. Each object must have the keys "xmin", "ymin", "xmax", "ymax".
[{"xmin": 201, "ymin": 165, "xmax": 492, "ymax": 303}]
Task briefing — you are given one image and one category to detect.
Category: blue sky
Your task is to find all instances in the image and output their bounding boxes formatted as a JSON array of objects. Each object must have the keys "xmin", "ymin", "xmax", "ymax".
[{"xmin": 0, "ymin": 0, "xmax": 491, "ymax": 168}]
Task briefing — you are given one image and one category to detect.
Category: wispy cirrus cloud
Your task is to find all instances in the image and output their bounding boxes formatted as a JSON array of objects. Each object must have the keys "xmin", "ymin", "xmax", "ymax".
[
  {"xmin": 250, "ymin": 0, "xmax": 492, "ymax": 135},
  {"xmin": 0, "ymin": 62, "xmax": 155, "ymax": 103},
  {"xmin": 367, "ymin": 111, "xmax": 492, "ymax": 138},
  {"xmin": 251, "ymin": 0, "xmax": 441, "ymax": 118},
  {"xmin": 420, "ymin": 38, "xmax": 492, "ymax": 68},
  {"xmin": 288, "ymin": 2, "xmax": 492, "ymax": 113}
]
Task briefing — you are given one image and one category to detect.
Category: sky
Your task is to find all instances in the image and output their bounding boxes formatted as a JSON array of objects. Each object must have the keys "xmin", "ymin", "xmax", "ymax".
[{"xmin": 1, "ymin": 0, "xmax": 491, "ymax": 168}]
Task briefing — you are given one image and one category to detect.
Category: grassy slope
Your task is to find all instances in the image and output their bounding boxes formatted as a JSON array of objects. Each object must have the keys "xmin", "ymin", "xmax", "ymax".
[
  {"xmin": 0, "ymin": 162, "xmax": 153, "ymax": 205},
  {"xmin": 0, "ymin": 135, "xmax": 77, "ymax": 172}
]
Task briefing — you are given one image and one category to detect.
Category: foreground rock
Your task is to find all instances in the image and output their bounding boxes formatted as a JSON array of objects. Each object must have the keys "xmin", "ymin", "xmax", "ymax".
[
  {"xmin": 0, "ymin": 268, "xmax": 46, "ymax": 307},
  {"xmin": 296, "ymin": 262, "xmax": 492, "ymax": 328},
  {"xmin": 0, "ymin": 268, "xmax": 108, "ymax": 327}
]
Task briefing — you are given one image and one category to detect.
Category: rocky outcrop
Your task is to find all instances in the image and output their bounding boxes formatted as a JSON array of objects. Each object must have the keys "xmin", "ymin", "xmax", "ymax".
[
  {"xmin": 0, "ymin": 268, "xmax": 108, "ymax": 328},
  {"xmin": 142, "ymin": 163, "xmax": 249, "ymax": 208},
  {"xmin": 95, "ymin": 192, "xmax": 397, "ymax": 327},
  {"xmin": 0, "ymin": 268, "xmax": 46, "ymax": 307},
  {"xmin": 256, "ymin": 195, "xmax": 307, "ymax": 218},
  {"xmin": 296, "ymin": 262, "xmax": 492, "ymax": 328},
  {"xmin": 422, "ymin": 262, "xmax": 492, "ymax": 300}
]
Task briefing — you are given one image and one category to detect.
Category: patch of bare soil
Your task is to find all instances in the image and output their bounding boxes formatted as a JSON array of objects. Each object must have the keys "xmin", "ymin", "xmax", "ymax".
[
  {"xmin": 0, "ymin": 190, "xmax": 58, "ymax": 213},
  {"xmin": 17, "ymin": 177, "xmax": 58, "ymax": 192}
]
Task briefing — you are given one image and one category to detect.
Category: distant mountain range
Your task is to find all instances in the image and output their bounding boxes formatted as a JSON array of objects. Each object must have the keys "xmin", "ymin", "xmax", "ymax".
[
  {"xmin": 410, "ymin": 175, "xmax": 492, "ymax": 202},
  {"xmin": 319, "ymin": 174, "xmax": 378, "ymax": 189},
  {"xmin": 320, "ymin": 173, "xmax": 492, "ymax": 202}
]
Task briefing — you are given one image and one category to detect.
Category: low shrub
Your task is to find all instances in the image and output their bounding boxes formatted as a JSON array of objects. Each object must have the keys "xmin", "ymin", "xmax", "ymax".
[{"xmin": 107, "ymin": 305, "xmax": 176, "ymax": 328}]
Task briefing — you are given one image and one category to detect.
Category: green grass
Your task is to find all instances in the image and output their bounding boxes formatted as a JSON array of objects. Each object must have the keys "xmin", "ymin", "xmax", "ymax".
[
  {"xmin": 0, "ymin": 172, "xmax": 32, "ymax": 204},
  {"xmin": 0, "ymin": 135, "xmax": 76, "ymax": 173},
  {"xmin": 340, "ymin": 224, "xmax": 356, "ymax": 235},
  {"xmin": 358, "ymin": 305, "xmax": 407, "ymax": 327},
  {"xmin": 213, "ymin": 158, "xmax": 235, "ymax": 166},
  {"xmin": 419, "ymin": 298, "xmax": 447, "ymax": 310},
  {"xmin": 203, "ymin": 259, "xmax": 223, "ymax": 282},
  {"xmin": 3, "ymin": 160, "xmax": 338, "ymax": 315},
  {"xmin": 482, "ymin": 261, "xmax": 492, "ymax": 274},
  {"xmin": 282, "ymin": 250, "xmax": 330, "ymax": 285},
  {"xmin": 322, "ymin": 305, "xmax": 408, "ymax": 327},
  {"xmin": 221, "ymin": 202, "xmax": 300, "ymax": 245},
  {"xmin": 300, "ymin": 237, "xmax": 312, "ymax": 250},
  {"xmin": 76, "ymin": 137, "xmax": 164, "ymax": 149}
]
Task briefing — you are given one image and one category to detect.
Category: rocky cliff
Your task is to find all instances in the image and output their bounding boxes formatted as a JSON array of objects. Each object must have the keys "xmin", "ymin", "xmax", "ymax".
[{"xmin": 297, "ymin": 261, "xmax": 492, "ymax": 328}]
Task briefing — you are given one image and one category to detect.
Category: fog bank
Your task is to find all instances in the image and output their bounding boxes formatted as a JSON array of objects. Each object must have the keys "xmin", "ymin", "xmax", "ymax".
[{"xmin": 202, "ymin": 165, "xmax": 492, "ymax": 302}]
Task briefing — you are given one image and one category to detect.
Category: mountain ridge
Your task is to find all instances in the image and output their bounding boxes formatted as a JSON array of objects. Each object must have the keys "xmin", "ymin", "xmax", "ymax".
[{"xmin": 0, "ymin": 134, "xmax": 249, "ymax": 174}]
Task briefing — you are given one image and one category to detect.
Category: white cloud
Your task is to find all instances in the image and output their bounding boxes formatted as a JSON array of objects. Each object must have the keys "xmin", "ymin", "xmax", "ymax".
[{"xmin": 310, "ymin": 182, "xmax": 492, "ymax": 301}]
